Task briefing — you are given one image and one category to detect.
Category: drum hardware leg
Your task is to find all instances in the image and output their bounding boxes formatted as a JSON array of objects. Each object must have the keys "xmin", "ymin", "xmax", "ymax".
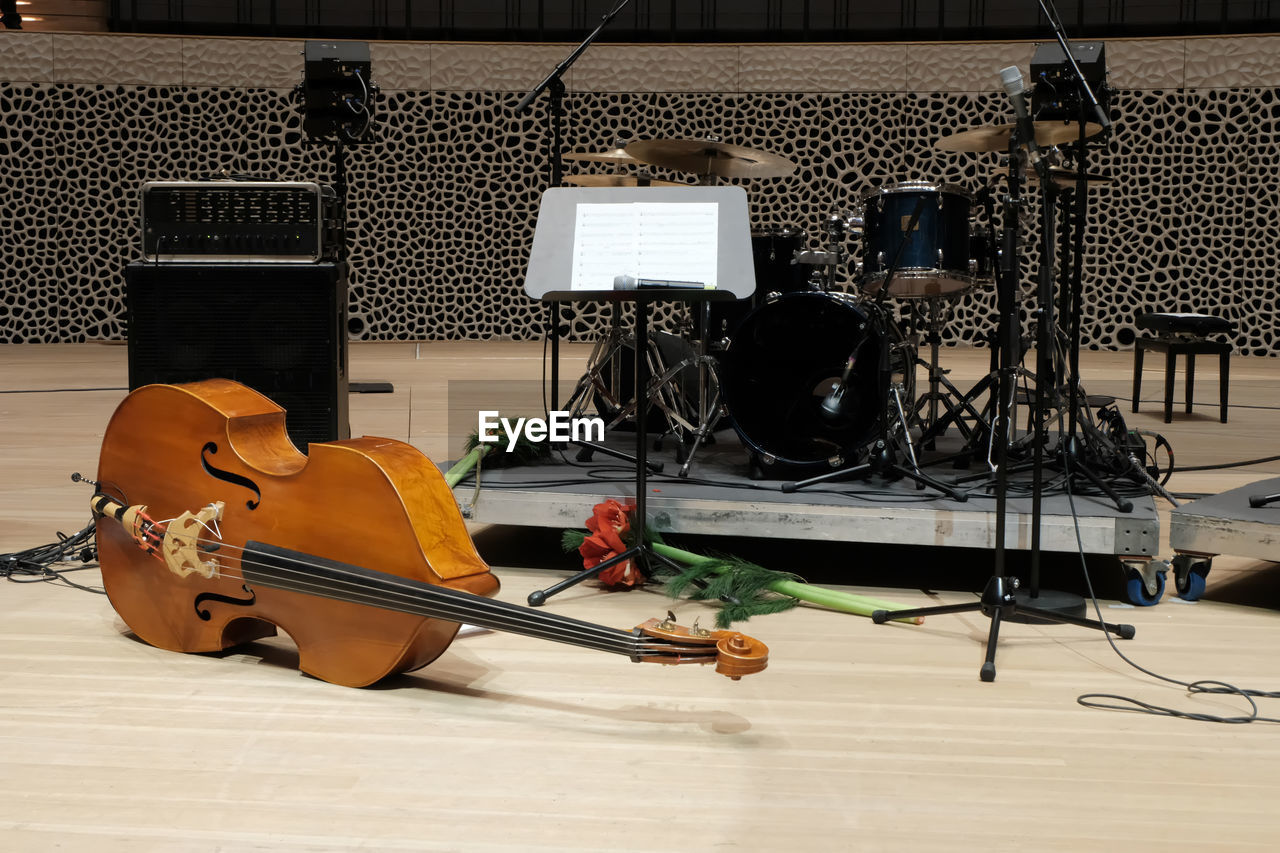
[
  {"xmin": 678, "ymin": 357, "xmax": 726, "ymax": 479},
  {"xmin": 908, "ymin": 326, "xmax": 964, "ymax": 448},
  {"xmin": 561, "ymin": 313, "xmax": 664, "ymax": 473},
  {"xmin": 643, "ymin": 352, "xmax": 725, "ymax": 478},
  {"xmin": 779, "ymin": 431, "xmax": 969, "ymax": 500},
  {"xmin": 889, "ymin": 383, "xmax": 927, "ymax": 483}
]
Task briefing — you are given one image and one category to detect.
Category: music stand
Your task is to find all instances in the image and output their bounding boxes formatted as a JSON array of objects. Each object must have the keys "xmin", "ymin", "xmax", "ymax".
[{"xmin": 522, "ymin": 186, "xmax": 755, "ymax": 605}]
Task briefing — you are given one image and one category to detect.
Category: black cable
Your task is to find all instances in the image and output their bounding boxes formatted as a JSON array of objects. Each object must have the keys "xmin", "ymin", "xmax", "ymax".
[
  {"xmin": 1172, "ymin": 453, "xmax": 1280, "ymax": 473},
  {"xmin": 1, "ymin": 521, "xmax": 106, "ymax": 595},
  {"xmin": 1062, "ymin": 452, "xmax": 1280, "ymax": 724}
]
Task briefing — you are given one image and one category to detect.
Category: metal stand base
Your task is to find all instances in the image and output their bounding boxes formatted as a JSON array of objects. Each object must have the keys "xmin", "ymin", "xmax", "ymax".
[{"xmin": 872, "ymin": 576, "xmax": 1133, "ymax": 682}]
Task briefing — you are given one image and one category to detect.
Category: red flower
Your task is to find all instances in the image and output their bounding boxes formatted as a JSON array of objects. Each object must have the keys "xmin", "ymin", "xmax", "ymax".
[{"xmin": 579, "ymin": 499, "xmax": 643, "ymax": 589}]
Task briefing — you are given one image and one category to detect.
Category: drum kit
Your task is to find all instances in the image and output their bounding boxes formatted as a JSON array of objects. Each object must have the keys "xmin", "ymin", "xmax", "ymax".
[{"xmin": 563, "ymin": 123, "xmax": 1110, "ymax": 488}]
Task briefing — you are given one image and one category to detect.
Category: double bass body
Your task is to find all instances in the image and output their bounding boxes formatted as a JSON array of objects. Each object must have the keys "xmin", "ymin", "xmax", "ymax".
[{"xmin": 95, "ymin": 379, "xmax": 500, "ymax": 688}]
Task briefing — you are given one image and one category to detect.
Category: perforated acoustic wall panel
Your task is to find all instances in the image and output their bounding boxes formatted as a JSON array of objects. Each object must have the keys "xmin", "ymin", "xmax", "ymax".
[{"xmin": 2, "ymin": 35, "xmax": 1279, "ymax": 355}]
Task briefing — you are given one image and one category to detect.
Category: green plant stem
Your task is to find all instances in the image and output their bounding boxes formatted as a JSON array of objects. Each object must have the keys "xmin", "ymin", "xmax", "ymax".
[
  {"xmin": 443, "ymin": 445, "xmax": 492, "ymax": 489},
  {"xmin": 649, "ymin": 542, "xmax": 923, "ymax": 625}
]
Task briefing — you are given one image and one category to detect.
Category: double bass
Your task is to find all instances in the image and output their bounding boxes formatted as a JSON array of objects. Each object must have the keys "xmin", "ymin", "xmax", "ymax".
[{"xmin": 91, "ymin": 380, "xmax": 767, "ymax": 687}]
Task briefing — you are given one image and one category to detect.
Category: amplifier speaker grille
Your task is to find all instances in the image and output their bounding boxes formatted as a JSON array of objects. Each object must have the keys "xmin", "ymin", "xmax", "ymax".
[{"xmin": 125, "ymin": 261, "xmax": 350, "ymax": 452}]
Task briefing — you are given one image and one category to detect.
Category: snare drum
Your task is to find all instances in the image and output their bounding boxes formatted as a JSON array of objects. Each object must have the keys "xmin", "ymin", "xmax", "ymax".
[{"xmin": 860, "ymin": 181, "xmax": 974, "ymax": 298}]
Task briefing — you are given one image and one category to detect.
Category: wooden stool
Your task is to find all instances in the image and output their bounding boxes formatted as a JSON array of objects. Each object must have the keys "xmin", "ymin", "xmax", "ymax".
[{"xmin": 1132, "ymin": 312, "xmax": 1235, "ymax": 423}]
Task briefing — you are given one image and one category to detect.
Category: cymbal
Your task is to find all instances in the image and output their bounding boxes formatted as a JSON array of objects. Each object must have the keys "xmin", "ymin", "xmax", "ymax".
[
  {"xmin": 624, "ymin": 139, "xmax": 797, "ymax": 179},
  {"xmin": 562, "ymin": 174, "xmax": 688, "ymax": 188},
  {"xmin": 563, "ymin": 147, "xmax": 642, "ymax": 164},
  {"xmin": 1043, "ymin": 166, "xmax": 1112, "ymax": 189},
  {"xmin": 936, "ymin": 122, "xmax": 1103, "ymax": 153}
]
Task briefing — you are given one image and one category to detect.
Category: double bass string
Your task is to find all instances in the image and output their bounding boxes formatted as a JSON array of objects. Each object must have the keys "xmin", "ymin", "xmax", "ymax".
[{"xmin": 141, "ymin": 530, "xmax": 710, "ymax": 662}]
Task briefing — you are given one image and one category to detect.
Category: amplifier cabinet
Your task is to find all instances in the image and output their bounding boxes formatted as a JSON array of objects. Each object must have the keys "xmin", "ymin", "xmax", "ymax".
[{"xmin": 125, "ymin": 261, "xmax": 350, "ymax": 452}]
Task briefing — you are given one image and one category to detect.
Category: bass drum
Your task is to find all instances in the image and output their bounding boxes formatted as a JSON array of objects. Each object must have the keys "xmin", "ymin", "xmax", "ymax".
[{"xmin": 723, "ymin": 292, "xmax": 913, "ymax": 476}]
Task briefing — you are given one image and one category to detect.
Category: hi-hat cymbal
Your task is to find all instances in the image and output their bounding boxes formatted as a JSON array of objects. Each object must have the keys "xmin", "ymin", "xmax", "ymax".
[
  {"xmin": 563, "ymin": 147, "xmax": 642, "ymax": 164},
  {"xmin": 625, "ymin": 139, "xmax": 797, "ymax": 179},
  {"xmin": 936, "ymin": 122, "xmax": 1103, "ymax": 153},
  {"xmin": 563, "ymin": 174, "xmax": 688, "ymax": 188}
]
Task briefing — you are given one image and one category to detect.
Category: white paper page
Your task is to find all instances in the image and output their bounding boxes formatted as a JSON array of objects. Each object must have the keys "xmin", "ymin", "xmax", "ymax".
[
  {"xmin": 570, "ymin": 204, "xmax": 638, "ymax": 291},
  {"xmin": 569, "ymin": 201, "xmax": 720, "ymax": 291},
  {"xmin": 634, "ymin": 202, "xmax": 719, "ymax": 288}
]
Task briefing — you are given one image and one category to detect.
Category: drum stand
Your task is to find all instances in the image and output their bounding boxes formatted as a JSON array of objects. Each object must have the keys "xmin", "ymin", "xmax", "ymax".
[
  {"xmin": 870, "ymin": 119, "xmax": 1133, "ymax": 682},
  {"xmin": 908, "ymin": 295, "xmax": 994, "ymax": 451},
  {"xmin": 780, "ymin": 300, "xmax": 967, "ymax": 501},
  {"xmin": 561, "ymin": 308, "xmax": 668, "ymax": 472},
  {"xmin": 795, "ymin": 212, "xmax": 854, "ymax": 293},
  {"xmin": 646, "ymin": 302, "xmax": 726, "ymax": 477},
  {"xmin": 781, "ymin": 196, "xmax": 967, "ymax": 501}
]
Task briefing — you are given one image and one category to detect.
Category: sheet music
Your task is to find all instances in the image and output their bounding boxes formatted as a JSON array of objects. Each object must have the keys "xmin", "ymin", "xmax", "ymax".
[{"xmin": 569, "ymin": 202, "xmax": 719, "ymax": 291}]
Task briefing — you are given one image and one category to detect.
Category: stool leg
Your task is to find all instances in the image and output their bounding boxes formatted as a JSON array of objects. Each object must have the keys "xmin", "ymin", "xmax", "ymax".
[
  {"xmin": 1185, "ymin": 351, "xmax": 1196, "ymax": 414},
  {"xmin": 1220, "ymin": 350, "xmax": 1230, "ymax": 423},
  {"xmin": 1163, "ymin": 349, "xmax": 1176, "ymax": 423},
  {"xmin": 1132, "ymin": 343, "xmax": 1144, "ymax": 413}
]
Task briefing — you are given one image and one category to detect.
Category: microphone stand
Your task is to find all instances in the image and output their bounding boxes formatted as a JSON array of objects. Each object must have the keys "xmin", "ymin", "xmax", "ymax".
[
  {"xmin": 1029, "ymin": 1, "xmax": 1135, "ymax": 518},
  {"xmin": 1037, "ymin": 0, "xmax": 1113, "ymax": 136},
  {"xmin": 870, "ymin": 128, "xmax": 1134, "ymax": 682},
  {"xmin": 515, "ymin": 0, "xmax": 633, "ymax": 413}
]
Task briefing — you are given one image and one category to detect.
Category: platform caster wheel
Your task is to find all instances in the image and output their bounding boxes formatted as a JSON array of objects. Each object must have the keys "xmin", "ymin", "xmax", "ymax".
[
  {"xmin": 1172, "ymin": 555, "xmax": 1211, "ymax": 602},
  {"xmin": 1124, "ymin": 560, "xmax": 1167, "ymax": 606}
]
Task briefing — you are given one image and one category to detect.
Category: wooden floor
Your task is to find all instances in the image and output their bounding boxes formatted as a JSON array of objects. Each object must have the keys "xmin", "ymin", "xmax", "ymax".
[{"xmin": 3, "ymin": 341, "xmax": 1280, "ymax": 851}]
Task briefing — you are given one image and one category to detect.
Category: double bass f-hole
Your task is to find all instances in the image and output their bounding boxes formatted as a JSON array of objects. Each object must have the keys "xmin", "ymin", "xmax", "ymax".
[
  {"xmin": 194, "ymin": 585, "xmax": 258, "ymax": 621},
  {"xmin": 201, "ymin": 441, "xmax": 262, "ymax": 509}
]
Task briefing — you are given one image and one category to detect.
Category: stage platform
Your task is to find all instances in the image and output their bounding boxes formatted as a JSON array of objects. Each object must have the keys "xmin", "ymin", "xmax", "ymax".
[
  {"xmin": 1167, "ymin": 476, "xmax": 1280, "ymax": 598},
  {"xmin": 451, "ymin": 427, "xmax": 1160, "ymax": 561}
]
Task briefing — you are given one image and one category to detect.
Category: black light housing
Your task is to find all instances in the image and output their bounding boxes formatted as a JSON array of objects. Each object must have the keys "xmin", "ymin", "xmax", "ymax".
[
  {"xmin": 1030, "ymin": 41, "xmax": 1111, "ymax": 124},
  {"xmin": 295, "ymin": 41, "xmax": 378, "ymax": 144}
]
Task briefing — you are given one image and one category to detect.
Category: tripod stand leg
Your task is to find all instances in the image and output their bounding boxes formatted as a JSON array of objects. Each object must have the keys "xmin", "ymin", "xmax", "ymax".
[
  {"xmin": 980, "ymin": 606, "xmax": 1003, "ymax": 682},
  {"xmin": 527, "ymin": 546, "xmax": 645, "ymax": 606},
  {"xmin": 678, "ymin": 391, "xmax": 724, "ymax": 478},
  {"xmin": 1016, "ymin": 604, "xmax": 1136, "ymax": 638},
  {"xmin": 527, "ymin": 542, "xmax": 726, "ymax": 608},
  {"xmin": 870, "ymin": 600, "xmax": 983, "ymax": 623}
]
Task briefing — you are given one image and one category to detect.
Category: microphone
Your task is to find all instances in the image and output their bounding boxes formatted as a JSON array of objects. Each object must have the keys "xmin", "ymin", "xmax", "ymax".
[
  {"xmin": 998, "ymin": 65, "xmax": 1048, "ymax": 177},
  {"xmin": 819, "ymin": 353, "xmax": 859, "ymax": 421},
  {"xmin": 613, "ymin": 275, "xmax": 707, "ymax": 290}
]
